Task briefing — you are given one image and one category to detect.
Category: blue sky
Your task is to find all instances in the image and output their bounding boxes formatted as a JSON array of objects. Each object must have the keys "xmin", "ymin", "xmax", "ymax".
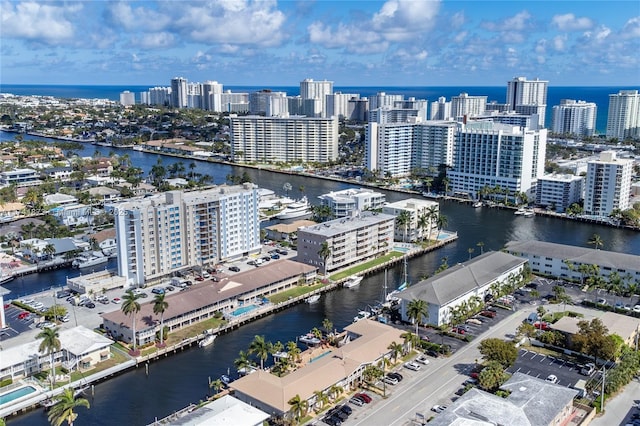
[{"xmin": 1, "ymin": 0, "xmax": 639, "ymax": 86}]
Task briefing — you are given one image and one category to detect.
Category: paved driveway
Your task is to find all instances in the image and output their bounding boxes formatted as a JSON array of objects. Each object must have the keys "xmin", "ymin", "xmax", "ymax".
[{"xmin": 506, "ymin": 348, "xmax": 597, "ymax": 389}]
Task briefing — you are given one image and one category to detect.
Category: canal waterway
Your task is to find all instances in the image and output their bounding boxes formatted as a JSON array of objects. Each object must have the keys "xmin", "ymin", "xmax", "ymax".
[{"xmin": 2, "ymin": 131, "xmax": 640, "ymax": 425}]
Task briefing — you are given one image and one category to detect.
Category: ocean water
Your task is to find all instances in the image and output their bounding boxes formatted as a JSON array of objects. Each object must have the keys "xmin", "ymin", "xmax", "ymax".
[{"xmin": 0, "ymin": 84, "xmax": 633, "ymax": 133}]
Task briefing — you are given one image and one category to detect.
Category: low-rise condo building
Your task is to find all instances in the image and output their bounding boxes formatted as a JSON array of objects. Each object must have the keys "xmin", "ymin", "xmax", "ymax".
[
  {"xmin": 318, "ymin": 188, "xmax": 386, "ymax": 218},
  {"xmin": 535, "ymin": 174, "xmax": 584, "ymax": 213},
  {"xmin": 381, "ymin": 198, "xmax": 439, "ymax": 242}
]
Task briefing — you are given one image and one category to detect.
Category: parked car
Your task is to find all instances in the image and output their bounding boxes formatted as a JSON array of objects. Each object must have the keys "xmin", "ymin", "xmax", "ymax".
[
  {"xmin": 596, "ymin": 298, "xmax": 608, "ymax": 306},
  {"xmin": 354, "ymin": 393, "xmax": 372, "ymax": 403},
  {"xmin": 415, "ymin": 355, "xmax": 430, "ymax": 365},
  {"xmin": 580, "ymin": 363, "xmax": 596, "ymax": 376},
  {"xmin": 229, "ymin": 266, "xmax": 241, "ymax": 272},
  {"xmin": 270, "ymin": 254, "xmax": 280, "ymax": 260},
  {"xmin": 431, "ymin": 405, "xmax": 447, "ymax": 413},
  {"xmin": 56, "ymin": 290, "xmax": 71, "ymax": 299},
  {"xmin": 451, "ymin": 327, "xmax": 466, "ymax": 334},
  {"xmin": 479, "ymin": 310, "xmax": 496, "ymax": 318},
  {"xmin": 426, "ymin": 350, "xmax": 440, "ymax": 358},
  {"xmin": 534, "ymin": 321, "xmax": 550, "ymax": 330},
  {"xmin": 634, "ymin": 305, "xmax": 640, "ymax": 313},
  {"xmin": 339, "ymin": 404, "xmax": 352, "ymax": 416},
  {"xmin": 545, "ymin": 374, "xmax": 558, "ymax": 384},
  {"xmin": 388, "ymin": 372, "xmax": 403, "ymax": 381},
  {"xmin": 466, "ymin": 318, "xmax": 482, "ymax": 325},
  {"xmin": 322, "ymin": 415, "xmax": 342, "ymax": 426},
  {"xmin": 195, "ymin": 276, "xmax": 205, "ymax": 281},
  {"xmin": 349, "ymin": 396, "xmax": 364, "ymax": 407},
  {"xmin": 112, "ymin": 297, "xmax": 122, "ymax": 304},
  {"xmin": 382, "ymin": 375, "xmax": 399, "ymax": 385},
  {"xmin": 165, "ymin": 285, "xmax": 175, "ymax": 292},
  {"xmin": 18, "ymin": 311, "xmax": 30, "ymax": 320},
  {"xmin": 276, "ymin": 248, "xmax": 288, "ymax": 255},
  {"xmin": 84, "ymin": 302, "xmax": 96, "ymax": 309},
  {"xmin": 58, "ymin": 314, "xmax": 70, "ymax": 322},
  {"xmin": 151, "ymin": 287, "xmax": 165, "ymax": 295},
  {"xmin": 404, "ymin": 362, "xmax": 421, "ymax": 371},
  {"xmin": 327, "ymin": 407, "xmax": 348, "ymax": 421}
]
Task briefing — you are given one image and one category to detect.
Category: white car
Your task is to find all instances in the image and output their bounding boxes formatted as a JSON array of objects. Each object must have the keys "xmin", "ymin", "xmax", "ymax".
[
  {"xmin": 382, "ymin": 376, "xmax": 399, "ymax": 385},
  {"xmin": 415, "ymin": 355, "xmax": 430, "ymax": 365},
  {"xmin": 545, "ymin": 374, "xmax": 558, "ymax": 384},
  {"xmin": 404, "ymin": 362, "xmax": 422, "ymax": 371},
  {"xmin": 431, "ymin": 405, "xmax": 447, "ymax": 413},
  {"xmin": 633, "ymin": 305, "xmax": 640, "ymax": 313}
]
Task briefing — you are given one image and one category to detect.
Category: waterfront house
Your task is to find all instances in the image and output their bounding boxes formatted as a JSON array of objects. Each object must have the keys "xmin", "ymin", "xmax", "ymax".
[
  {"xmin": 101, "ymin": 259, "xmax": 316, "ymax": 346},
  {"xmin": 42, "ymin": 166, "xmax": 73, "ymax": 180},
  {"xmin": 164, "ymin": 395, "xmax": 270, "ymax": 426},
  {"xmin": 318, "ymin": 188, "xmax": 387, "ymax": 218},
  {"xmin": 264, "ymin": 220, "xmax": 316, "ymax": 243},
  {"xmin": 0, "ymin": 168, "xmax": 41, "ymax": 187},
  {"xmin": 88, "ymin": 228, "xmax": 117, "ymax": 255},
  {"xmin": 382, "ymin": 198, "xmax": 439, "ymax": 242},
  {"xmin": 88, "ymin": 186, "xmax": 121, "ymax": 203},
  {"xmin": 297, "ymin": 211, "xmax": 395, "ymax": 274},
  {"xmin": 504, "ymin": 240, "xmax": 640, "ymax": 284},
  {"xmin": 50, "ymin": 203, "xmax": 93, "ymax": 227},
  {"xmin": 230, "ymin": 319, "xmax": 406, "ymax": 417},
  {"xmin": 0, "ymin": 326, "xmax": 113, "ymax": 381},
  {"xmin": 43, "ymin": 193, "xmax": 78, "ymax": 207},
  {"xmin": 395, "ymin": 251, "xmax": 527, "ymax": 326},
  {"xmin": 0, "ymin": 202, "xmax": 24, "ymax": 222}
]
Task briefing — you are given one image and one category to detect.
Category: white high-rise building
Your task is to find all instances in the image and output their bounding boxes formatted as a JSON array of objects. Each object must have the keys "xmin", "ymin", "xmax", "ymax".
[
  {"xmin": 535, "ymin": 174, "xmax": 584, "ymax": 213},
  {"xmin": 148, "ymin": 87, "xmax": 172, "ymax": 106},
  {"xmin": 111, "ymin": 185, "xmax": 260, "ymax": 286},
  {"xmin": 606, "ymin": 90, "xmax": 640, "ymax": 140},
  {"xmin": 119, "ymin": 91, "xmax": 135, "ymax": 107},
  {"xmin": 186, "ymin": 82, "xmax": 202, "ymax": 109},
  {"xmin": 299, "ymin": 79, "xmax": 333, "ymax": 117},
  {"xmin": 506, "ymin": 77, "xmax": 548, "ymax": 127},
  {"xmin": 171, "ymin": 77, "xmax": 188, "ymax": 108},
  {"xmin": 201, "ymin": 81, "xmax": 223, "ymax": 111},
  {"xmin": 450, "ymin": 93, "xmax": 487, "ymax": 119},
  {"xmin": 368, "ymin": 92, "xmax": 404, "ymax": 110},
  {"xmin": 366, "ymin": 119, "xmax": 456, "ymax": 178},
  {"xmin": 326, "ymin": 93, "xmax": 360, "ymax": 119},
  {"xmin": 249, "ymin": 90, "xmax": 287, "ymax": 115},
  {"xmin": 552, "ymin": 99, "xmax": 597, "ymax": 137},
  {"xmin": 220, "ymin": 91, "xmax": 249, "ymax": 113},
  {"xmin": 230, "ymin": 115, "xmax": 339, "ymax": 164},
  {"xmin": 430, "ymin": 97, "xmax": 452, "ymax": 120},
  {"xmin": 369, "ymin": 107, "xmax": 422, "ymax": 124},
  {"xmin": 448, "ymin": 121, "xmax": 547, "ymax": 198},
  {"xmin": 584, "ymin": 151, "xmax": 633, "ymax": 217}
]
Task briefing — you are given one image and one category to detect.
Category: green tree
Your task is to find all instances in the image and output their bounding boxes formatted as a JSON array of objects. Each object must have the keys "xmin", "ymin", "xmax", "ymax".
[
  {"xmin": 317, "ymin": 241, "xmax": 332, "ymax": 274},
  {"xmin": 396, "ymin": 210, "xmax": 411, "ymax": 242},
  {"xmin": 479, "ymin": 338, "xmax": 518, "ymax": 368},
  {"xmin": 287, "ymin": 394, "xmax": 308, "ymax": 425},
  {"xmin": 248, "ymin": 335, "xmax": 270, "ymax": 370},
  {"xmin": 478, "ymin": 360, "xmax": 510, "ymax": 391},
  {"xmin": 362, "ymin": 364, "xmax": 384, "ymax": 385},
  {"xmin": 234, "ymin": 350, "xmax": 252, "ymax": 371},
  {"xmin": 387, "ymin": 341, "xmax": 404, "ymax": 364},
  {"xmin": 153, "ymin": 293, "xmax": 169, "ymax": 346},
  {"xmin": 312, "ymin": 390, "xmax": 329, "ymax": 412},
  {"xmin": 47, "ymin": 388, "xmax": 90, "ymax": 426},
  {"xmin": 406, "ymin": 298, "xmax": 429, "ymax": 338},
  {"xmin": 516, "ymin": 323, "xmax": 537, "ymax": 344},
  {"xmin": 121, "ymin": 290, "xmax": 141, "ymax": 354},
  {"xmin": 436, "ymin": 214, "xmax": 448, "ymax": 239},
  {"xmin": 37, "ymin": 326, "xmax": 61, "ymax": 388},
  {"xmin": 588, "ymin": 233, "xmax": 604, "ymax": 250},
  {"xmin": 477, "ymin": 241, "xmax": 485, "ymax": 255},
  {"xmin": 209, "ymin": 378, "xmax": 224, "ymax": 394},
  {"xmin": 572, "ymin": 319, "xmax": 619, "ymax": 362},
  {"xmin": 322, "ymin": 318, "xmax": 333, "ymax": 337}
]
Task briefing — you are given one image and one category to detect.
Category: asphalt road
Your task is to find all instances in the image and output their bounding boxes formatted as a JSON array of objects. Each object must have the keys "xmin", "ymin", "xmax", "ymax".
[{"xmin": 345, "ymin": 308, "xmax": 530, "ymax": 426}]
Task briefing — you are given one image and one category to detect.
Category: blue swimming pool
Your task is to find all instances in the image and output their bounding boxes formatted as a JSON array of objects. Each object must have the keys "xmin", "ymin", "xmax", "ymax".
[
  {"xmin": 0, "ymin": 386, "xmax": 37, "ymax": 405},
  {"xmin": 231, "ymin": 304, "xmax": 258, "ymax": 317}
]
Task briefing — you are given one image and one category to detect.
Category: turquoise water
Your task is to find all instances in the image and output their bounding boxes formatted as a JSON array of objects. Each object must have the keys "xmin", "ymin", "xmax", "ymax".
[
  {"xmin": 0, "ymin": 386, "xmax": 36, "ymax": 405},
  {"xmin": 231, "ymin": 305, "xmax": 257, "ymax": 317},
  {"xmin": 310, "ymin": 351, "xmax": 332, "ymax": 363}
]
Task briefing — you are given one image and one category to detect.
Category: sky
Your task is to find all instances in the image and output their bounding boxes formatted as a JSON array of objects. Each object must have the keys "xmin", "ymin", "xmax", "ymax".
[{"xmin": 1, "ymin": 0, "xmax": 639, "ymax": 87}]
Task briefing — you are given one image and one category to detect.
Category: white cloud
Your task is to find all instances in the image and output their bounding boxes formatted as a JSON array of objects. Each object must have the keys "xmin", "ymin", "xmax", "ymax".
[
  {"xmin": 0, "ymin": 1, "xmax": 80, "ymax": 45},
  {"xmin": 453, "ymin": 31, "xmax": 467, "ymax": 44},
  {"xmin": 621, "ymin": 16, "xmax": 640, "ymax": 39},
  {"xmin": 551, "ymin": 13, "xmax": 593, "ymax": 31},
  {"xmin": 451, "ymin": 11, "xmax": 465, "ymax": 29},
  {"xmin": 371, "ymin": 0, "xmax": 440, "ymax": 41},
  {"xmin": 176, "ymin": 1, "xmax": 286, "ymax": 47},
  {"xmin": 482, "ymin": 11, "xmax": 532, "ymax": 32},
  {"xmin": 132, "ymin": 32, "xmax": 176, "ymax": 49},
  {"xmin": 105, "ymin": 2, "xmax": 171, "ymax": 32},
  {"xmin": 308, "ymin": 22, "xmax": 387, "ymax": 54},
  {"xmin": 553, "ymin": 34, "xmax": 567, "ymax": 51}
]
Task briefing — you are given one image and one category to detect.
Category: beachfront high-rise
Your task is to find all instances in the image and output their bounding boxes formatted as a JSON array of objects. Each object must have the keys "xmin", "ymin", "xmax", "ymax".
[
  {"xmin": 450, "ymin": 93, "xmax": 487, "ymax": 120},
  {"xmin": 300, "ymin": 79, "xmax": 333, "ymax": 117},
  {"xmin": 551, "ymin": 99, "xmax": 597, "ymax": 137},
  {"xmin": 170, "ymin": 77, "xmax": 188, "ymax": 108},
  {"xmin": 448, "ymin": 121, "xmax": 547, "ymax": 199},
  {"xmin": 111, "ymin": 185, "xmax": 260, "ymax": 286},
  {"xmin": 430, "ymin": 97, "xmax": 451, "ymax": 120},
  {"xmin": 606, "ymin": 90, "xmax": 640, "ymax": 140},
  {"xmin": 506, "ymin": 77, "xmax": 548, "ymax": 127},
  {"xmin": 229, "ymin": 115, "xmax": 339, "ymax": 164},
  {"xmin": 201, "ymin": 81, "xmax": 224, "ymax": 112},
  {"xmin": 584, "ymin": 151, "xmax": 633, "ymax": 217}
]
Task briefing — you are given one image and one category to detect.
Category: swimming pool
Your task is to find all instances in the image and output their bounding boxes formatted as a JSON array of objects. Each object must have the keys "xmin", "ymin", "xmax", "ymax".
[
  {"xmin": 0, "ymin": 385, "xmax": 37, "ymax": 405},
  {"xmin": 231, "ymin": 304, "xmax": 258, "ymax": 317}
]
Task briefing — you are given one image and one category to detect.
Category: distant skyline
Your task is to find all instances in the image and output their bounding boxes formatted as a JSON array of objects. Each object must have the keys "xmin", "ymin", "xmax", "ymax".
[{"xmin": 1, "ymin": 1, "xmax": 639, "ymax": 87}]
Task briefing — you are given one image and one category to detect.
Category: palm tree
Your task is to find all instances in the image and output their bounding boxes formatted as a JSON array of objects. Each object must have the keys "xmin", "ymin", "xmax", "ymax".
[
  {"xmin": 417, "ymin": 213, "xmax": 430, "ymax": 242},
  {"xmin": 209, "ymin": 378, "xmax": 224, "ymax": 394},
  {"xmin": 248, "ymin": 335, "xmax": 270, "ymax": 370},
  {"xmin": 328, "ymin": 384, "xmax": 344, "ymax": 401},
  {"xmin": 588, "ymin": 233, "xmax": 604, "ymax": 250},
  {"xmin": 396, "ymin": 211, "xmax": 411, "ymax": 242},
  {"xmin": 322, "ymin": 318, "xmax": 333, "ymax": 337},
  {"xmin": 234, "ymin": 350, "xmax": 252, "ymax": 371},
  {"xmin": 406, "ymin": 298, "xmax": 429, "ymax": 337},
  {"xmin": 287, "ymin": 394, "xmax": 308, "ymax": 424},
  {"xmin": 317, "ymin": 242, "xmax": 332, "ymax": 274},
  {"xmin": 152, "ymin": 293, "xmax": 169, "ymax": 347},
  {"xmin": 387, "ymin": 341, "xmax": 403, "ymax": 364},
  {"xmin": 467, "ymin": 247, "xmax": 474, "ymax": 260},
  {"xmin": 436, "ymin": 214, "xmax": 448, "ymax": 240},
  {"xmin": 286, "ymin": 341, "xmax": 301, "ymax": 365},
  {"xmin": 44, "ymin": 243, "xmax": 57, "ymax": 260},
  {"xmin": 121, "ymin": 290, "xmax": 141, "ymax": 354},
  {"xmin": 37, "ymin": 327, "xmax": 61, "ymax": 388},
  {"xmin": 477, "ymin": 241, "xmax": 485, "ymax": 255},
  {"xmin": 47, "ymin": 388, "xmax": 90, "ymax": 426},
  {"xmin": 312, "ymin": 390, "xmax": 329, "ymax": 412}
]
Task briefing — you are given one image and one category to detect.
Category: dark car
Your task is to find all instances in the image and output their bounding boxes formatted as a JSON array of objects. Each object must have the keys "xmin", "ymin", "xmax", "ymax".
[
  {"xmin": 151, "ymin": 288, "xmax": 165, "ymax": 295},
  {"xmin": 56, "ymin": 290, "xmax": 71, "ymax": 299},
  {"xmin": 276, "ymin": 249, "xmax": 288, "ymax": 255},
  {"xmin": 339, "ymin": 404, "xmax": 352, "ymax": 416},
  {"xmin": 165, "ymin": 285, "xmax": 175, "ymax": 292},
  {"xmin": 388, "ymin": 372, "xmax": 403, "ymax": 381},
  {"xmin": 229, "ymin": 266, "xmax": 240, "ymax": 272},
  {"xmin": 85, "ymin": 302, "xmax": 96, "ymax": 309},
  {"xmin": 328, "ymin": 408, "xmax": 348, "ymax": 421},
  {"xmin": 426, "ymin": 350, "xmax": 440, "ymax": 358},
  {"xmin": 354, "ymin": 392, "xmax": 372, "ymax": 403},
  {"xmin": 322, "ymin": 415, "xmax": 342, "ymax": 426}
]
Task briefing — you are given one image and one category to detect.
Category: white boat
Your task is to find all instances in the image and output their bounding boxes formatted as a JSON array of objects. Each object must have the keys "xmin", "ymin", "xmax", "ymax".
[
  {"xmin": 343, "ymin": 275, "xmax": 363, "ymax": 288},
  {"xmin": 299, "ymin": 333, "xmax": 321, "ymax": 345},
  {"xmin": 353, "ymin": 310, "xmax": 371, "ymax": 323},
  {"xmin": 473, "ymin": 201, "xmax": 483, "ymax": 208},
  {"xmin": 514, "ymin": 208, "xmax": 526, "ymax": 215},
  {"xmin": 132, "ymin": 145, "xmax": 144, "ymax": 151},
  {"xmin": 275, "ymin": 196, "xmax": 312, "ymax": 219},
  {"xmin": 0, "ymin": 272, "xmax": 14, "ymax": 285},
  {"xmin": 523, "ymin": 210, "xmax": 535, "ymax": 217},
  {"xmin": 72, "ymin": 252, "xmax": 108, "ymax": 268},
  {"xmin": 306, "ymin": 294, "xmax": 321, "ymax": 304},
  {"xmin": 198, "ymin": 333, "xmax": 217, "ymax": 347}
]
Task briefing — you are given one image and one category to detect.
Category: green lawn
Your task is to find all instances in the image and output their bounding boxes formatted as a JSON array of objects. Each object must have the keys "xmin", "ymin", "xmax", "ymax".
[
  {"xmin": 329, "ymin": 251, "xmax": 405, "ymax": 281},
  {"xmin": 268, "ymin": 282, "xmax": 327, "ymax": 304}
]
